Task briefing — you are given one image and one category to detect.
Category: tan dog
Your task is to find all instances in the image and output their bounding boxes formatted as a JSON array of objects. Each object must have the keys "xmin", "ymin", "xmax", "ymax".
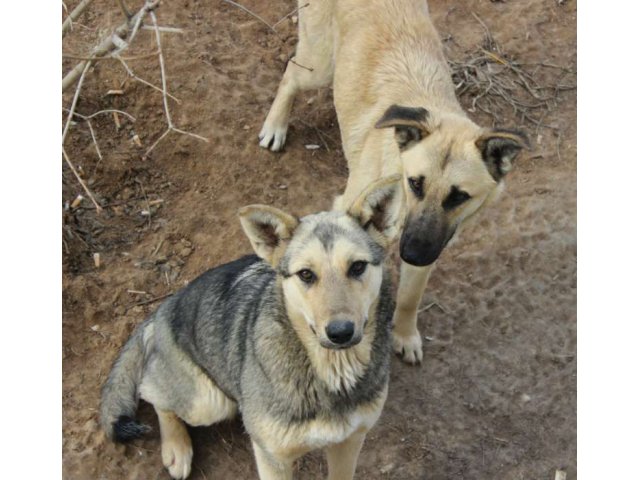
[{"xmin": 260, "ymin": 0, "xmax": 528, "ymax": 364}]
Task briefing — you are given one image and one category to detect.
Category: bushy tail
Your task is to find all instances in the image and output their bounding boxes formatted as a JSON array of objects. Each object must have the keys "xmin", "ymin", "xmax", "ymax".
[{"xmin": 100, "ymin": 325, "xmax": 151, "ymax": 442}]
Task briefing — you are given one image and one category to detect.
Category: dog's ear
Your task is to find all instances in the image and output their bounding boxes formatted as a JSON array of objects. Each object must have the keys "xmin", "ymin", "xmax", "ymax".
[
  {"xmin": 476, "ymin": 129, "xmax": 530, "ymax": 181},
  {"xmin": 238, "ymin": 205, "xmax": 299, "ymax": 265},
  {"xmin": 348, "ymin": 174, "xmax": 404, "ymax": 248},
  {"xmin": 375, "ymin": 105, "xmax": 430, "ymax": 150}
]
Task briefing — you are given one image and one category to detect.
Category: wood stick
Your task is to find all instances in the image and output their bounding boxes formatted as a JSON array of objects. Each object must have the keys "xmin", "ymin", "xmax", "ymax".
[
  {"xmin": 116, "ymin": 55, "xmax": 181, "ymax": 103},
  {"xmin": 220, "ymin": 0, "xmax": 277, "ymax": 34},
  {"xmin": 62, "ymin": 50, "xmax": 159, "ymax": 62},
  {"xmin": 62, "ymin": 0, "xmax": 94, "ymax": 37},
  {"xmin": 62, "ymin": 148, "xmax": 103, "ymax": 213},
  {"xmin": 62, "ymin": 1, "xmax": 156, "ymax": 92},
  {"xmin": 62, "ymin": 61, "xmax": 92, "ymax": 144},
  {"xmin": 116, "ymin": 0, "xmax": 132, "ymax": 19},
  {"xmin": 127, "ymin": 292, "xmax": 173, "ymax": 310},
  {"xmin": 143, "ymin": 9, "xmax": 209, "ymax": 158},
  {"xmin": 150, "ymin": 9, "xmax": 173, "ymax": 128},
  {"xmin": 141, "ymin": 25, "xmax": 184, "ymax": 34},
  {"xmin": 272, "ymin": 2, "xmax": 309, "ymax": 29},
  {"xmin": 63, "ymin": 107, "xmax": 136, "ymax": 122}
]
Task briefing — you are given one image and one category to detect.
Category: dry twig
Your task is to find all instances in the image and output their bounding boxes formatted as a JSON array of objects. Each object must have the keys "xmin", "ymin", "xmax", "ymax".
[
  {"xmin": 62, "ymin": 148, "xmax": 103, "ymax": 213},
  {"xmin": 447, "ymin": 12, "xmax": 575, "ymax": 133},
  {"xmin": 62, "ymin": 61, "xmax": 92, "ymax": 144},
  {"xmin": 62, "ymin": 1, "xmax": 157, "ymax": 91},
  {"xmin": 115, "ymin": 54, "xmax": 181, "ymax": 103},
  {"xmin": 220, "ymin": 0, "xmax": 277, "ymax": 34},
  {"xmin": 272, "ymin": 2, "xmax": 309, "ymax": 29},
  {"xmin": 127, "ymin": 292, "xmax": 173, "ymax": 310},
  {"xmin": 62, "ymin": 0, "xmax": 205, "ymax": 209},
  {"xmin": 143, "ymin": 9, "xmax": 209, "ymax": 159},
  {"xmin": 62, "ymin": 0, "xmax": 94, "ymax": 37},
  {"xmin": 63, "ymin": 108, "xmax": 136, "ymax": 165},
  {"xmin": 116, "ymin": 0, "xmax": 132, "ymax": 19}
]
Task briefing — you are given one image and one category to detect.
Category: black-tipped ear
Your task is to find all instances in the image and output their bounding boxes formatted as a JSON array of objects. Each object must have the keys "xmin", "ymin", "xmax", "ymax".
[
  {"xmin": 238, "ymin": 205, "xmax": 299, "ymax": 265},
  {"xmin": 375, "ymin": 105, "xmax": 429, "ymax": 150},
  {"xmin": 476, "ymin": 129, "xmax": 530, "ymax": 181},
  {"xmin": 348, "ymin": 175, "xmax": 403, "ymax": 248}
]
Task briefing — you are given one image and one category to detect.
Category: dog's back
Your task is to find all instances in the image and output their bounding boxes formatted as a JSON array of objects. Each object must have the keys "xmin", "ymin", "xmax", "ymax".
[
  {"xmin": 167, "ymin": 254, "xmax": 273, "ymax": 401},
  {"xmin": 332, "ymin": 1, "xmax": 459, "ymax": 159}
]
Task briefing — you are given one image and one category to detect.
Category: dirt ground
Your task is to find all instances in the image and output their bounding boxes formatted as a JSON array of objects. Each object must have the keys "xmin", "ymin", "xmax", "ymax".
[{"xmin": 62, "ymin": 0, "xmax": 576, "ymax": 478}]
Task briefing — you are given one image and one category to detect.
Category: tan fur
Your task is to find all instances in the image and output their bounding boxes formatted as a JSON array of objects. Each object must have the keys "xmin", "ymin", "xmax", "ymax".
[
  {"xmin": 260, "ymin": 0, "xmax": 527, "ymax": 364},
  {"xmin": 251, "ymin": 384, "xmax": 387, "ymax": 466},
  {"xmin": 238, "ymin": 205, "xmax": 299, "ymax": 267},
  {"xmin": 156, "ymin": 409, "xmax": 193, "ymax": 480},
  {"xmin": 325, "ymin": 429, "xmax": 368, "ymax": 480},
  {"xmin": 287, "ymin": 290, "xmax": 379, "ymax": 392},
  {"xmin": 139, "ymin": 323, "xmax": 238, "ymax": 427},
  {"xmin": 281, "ymin": 232, "xmax": 383, "ymax": 360}
]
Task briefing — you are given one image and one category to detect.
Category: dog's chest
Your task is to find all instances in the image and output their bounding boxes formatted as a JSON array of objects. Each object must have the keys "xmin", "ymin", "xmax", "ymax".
[
  {"xmin": 253, "ymin": 384, "xmax": 388, "ymax": 458},
  {"xmin": 301, "ymin": 406, "xmax": 382, "ymax": 449}
]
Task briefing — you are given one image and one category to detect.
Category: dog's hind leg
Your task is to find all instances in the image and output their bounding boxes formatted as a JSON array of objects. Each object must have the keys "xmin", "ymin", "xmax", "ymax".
[
  {"xmin": 259, "ymin": 0, "xmax": 335, "ymax": 151},
  {"xmin": 392, "ymin": 262, "xmax": 435, "ymax": 365},
  {"xmin": 156, "ymin": 408, "xmax": 193, "ymax": 480},
  {"xmin": 252, "ymin": 441, "xmax": 294, "ymax": 480},
  {"xmin": 325, "ymin": 429, "xmax": 367, "ymax": 480}
]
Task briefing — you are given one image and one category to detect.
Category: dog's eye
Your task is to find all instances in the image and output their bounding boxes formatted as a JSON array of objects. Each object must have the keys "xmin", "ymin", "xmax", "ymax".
[
  {"xmin": 408, "ymin": 176, "xmax": 425, "ymax": 198},
  {"xmin": 348, "ymin": 261, "xmax": 368, "ymax": 278},
  {"xmin": 442, "ymin": 186, "xmax": 471, "ymax": 211},
  {"xmin": 297, "ymin": 269, "xmax": 316, "ymax": 284}
]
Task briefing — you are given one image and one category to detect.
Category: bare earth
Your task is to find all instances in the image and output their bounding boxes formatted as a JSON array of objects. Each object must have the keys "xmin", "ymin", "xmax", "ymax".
[{"xmin": 62, "ymin": 0, "xmax": 576, "ymax": 478}]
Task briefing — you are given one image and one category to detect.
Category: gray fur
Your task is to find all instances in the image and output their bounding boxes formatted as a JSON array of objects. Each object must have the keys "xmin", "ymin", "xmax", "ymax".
[
  {"xmin": 100, "ymin": 323, "xmax": 147, "ymax": 440},
  {"xmin": 100, "ymin": 214, "xmax": 394, "ymax": 446}
]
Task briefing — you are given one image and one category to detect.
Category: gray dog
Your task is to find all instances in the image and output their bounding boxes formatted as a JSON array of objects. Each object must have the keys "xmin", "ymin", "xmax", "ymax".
[{"xmin": 101, "ymin": 176, "xmax": 403, "ymax": 479}]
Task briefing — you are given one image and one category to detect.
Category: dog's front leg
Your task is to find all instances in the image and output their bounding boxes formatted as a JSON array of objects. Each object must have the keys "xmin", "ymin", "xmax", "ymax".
[
  {"xmin": 252, "ymin": 441, "xmax": 293, "ymax": 480},
  {"xmin": 392, "ymin": 261, "xmax": 434, "ymax": 364},
  {"xmin": 325, "ymin": 429, "xmax": 367, "ymax": 480},
  {"xmin": 259, "ymin": 1, "xmax": 334, "ymax": 152},
  {"xmin": 155, "ymin": 408, "xmax": 194, "ymax": 480}
]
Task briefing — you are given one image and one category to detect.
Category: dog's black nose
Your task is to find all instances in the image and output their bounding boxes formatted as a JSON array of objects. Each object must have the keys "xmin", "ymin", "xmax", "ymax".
[
  {"xmin": 325, "ymin": 320, "xmax": 355, "ymax": 345},
  {"xmin": 399, "ymin": 234, "xmax": 442, "ymax": 266}
]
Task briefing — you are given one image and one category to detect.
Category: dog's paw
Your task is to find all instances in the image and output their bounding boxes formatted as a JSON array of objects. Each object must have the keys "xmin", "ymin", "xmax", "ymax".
[
  {"xmin": 258, "ymin": 123, "xmax": 288, "ymax": 152},
  {"xmin": 161, "ymin": 438, "xmax": 193, "ymax": 480},
  {"xmin": 392, "ymin": 328, "xmax": 423, "ymax": 365}
]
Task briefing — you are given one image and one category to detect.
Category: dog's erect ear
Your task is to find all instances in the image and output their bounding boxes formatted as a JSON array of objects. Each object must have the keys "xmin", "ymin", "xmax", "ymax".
[
  {"xmin": 348, "ymin": 174, "xmax": 404, "ymax": 248},
  {"xmin": 476, "ymin": 129, "xmax": 530, "ymax": 181},
  {"xmin": 238, "ymin": 205, "xmax": 299, "ymax": 265},
  {"xmin": 375, "ymin": 105, "xmax": 430, "ymax": 150}
]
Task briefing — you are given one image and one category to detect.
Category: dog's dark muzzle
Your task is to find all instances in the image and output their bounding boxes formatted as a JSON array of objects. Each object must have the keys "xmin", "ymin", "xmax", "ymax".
[{"xmin": 399, "ymin": 213, "xmax": 454, "ymax": 266}]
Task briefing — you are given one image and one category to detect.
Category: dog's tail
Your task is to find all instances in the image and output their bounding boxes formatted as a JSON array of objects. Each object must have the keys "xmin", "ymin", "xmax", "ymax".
[{"xmin": 100, "ymin": 324, "xmax": 151, "ymax": 442}]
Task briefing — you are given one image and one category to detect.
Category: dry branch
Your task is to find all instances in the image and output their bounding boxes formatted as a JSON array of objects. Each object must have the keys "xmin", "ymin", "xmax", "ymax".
[
  {"xmin": 63, "ymin": 108, "xmax": 137, "ymax": 165},
  {"xmin": 116, "ymin": 0, "xmax": 132, "ymax": 19},
  {"xmin": 143, "ymin": 9, "xmax": 209, "ymax": 159},
  {"xmin": 62, "ymin": 0, "xmax": 208, "ymax": 215},
  {"xmin": 62, "ymin": 148, "xmax": 103, "ymax": 213},
  {"xmin": 62, "ymin": 61, "xmax": 91, "ymax": 144},
  {"xmin": 272, "ymin": 2, "xmax": 309, "ymax": 29},
  {"xmin": 62, "ymin": 1, "xmax": 157, "ymax": 92},
  {"xmin": 115, "ymin": 55, "xmax": 181, "ymax": 103},
  {"xmin": 220, "ymin": 0, "xmax": 277, "ymax": 34},
  {"xmin": 447, "ymin": 12, "xmax": 575, "ymax": 134},
  {"xmin": 62, "ymin": 0, "xmax": 94, "ymax": 37}
]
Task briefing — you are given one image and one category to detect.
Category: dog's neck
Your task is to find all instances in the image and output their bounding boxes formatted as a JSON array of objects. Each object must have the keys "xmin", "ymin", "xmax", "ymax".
[{"xmin": 283, "ymin": 296, "xmax": 379, "ymax": 395}]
